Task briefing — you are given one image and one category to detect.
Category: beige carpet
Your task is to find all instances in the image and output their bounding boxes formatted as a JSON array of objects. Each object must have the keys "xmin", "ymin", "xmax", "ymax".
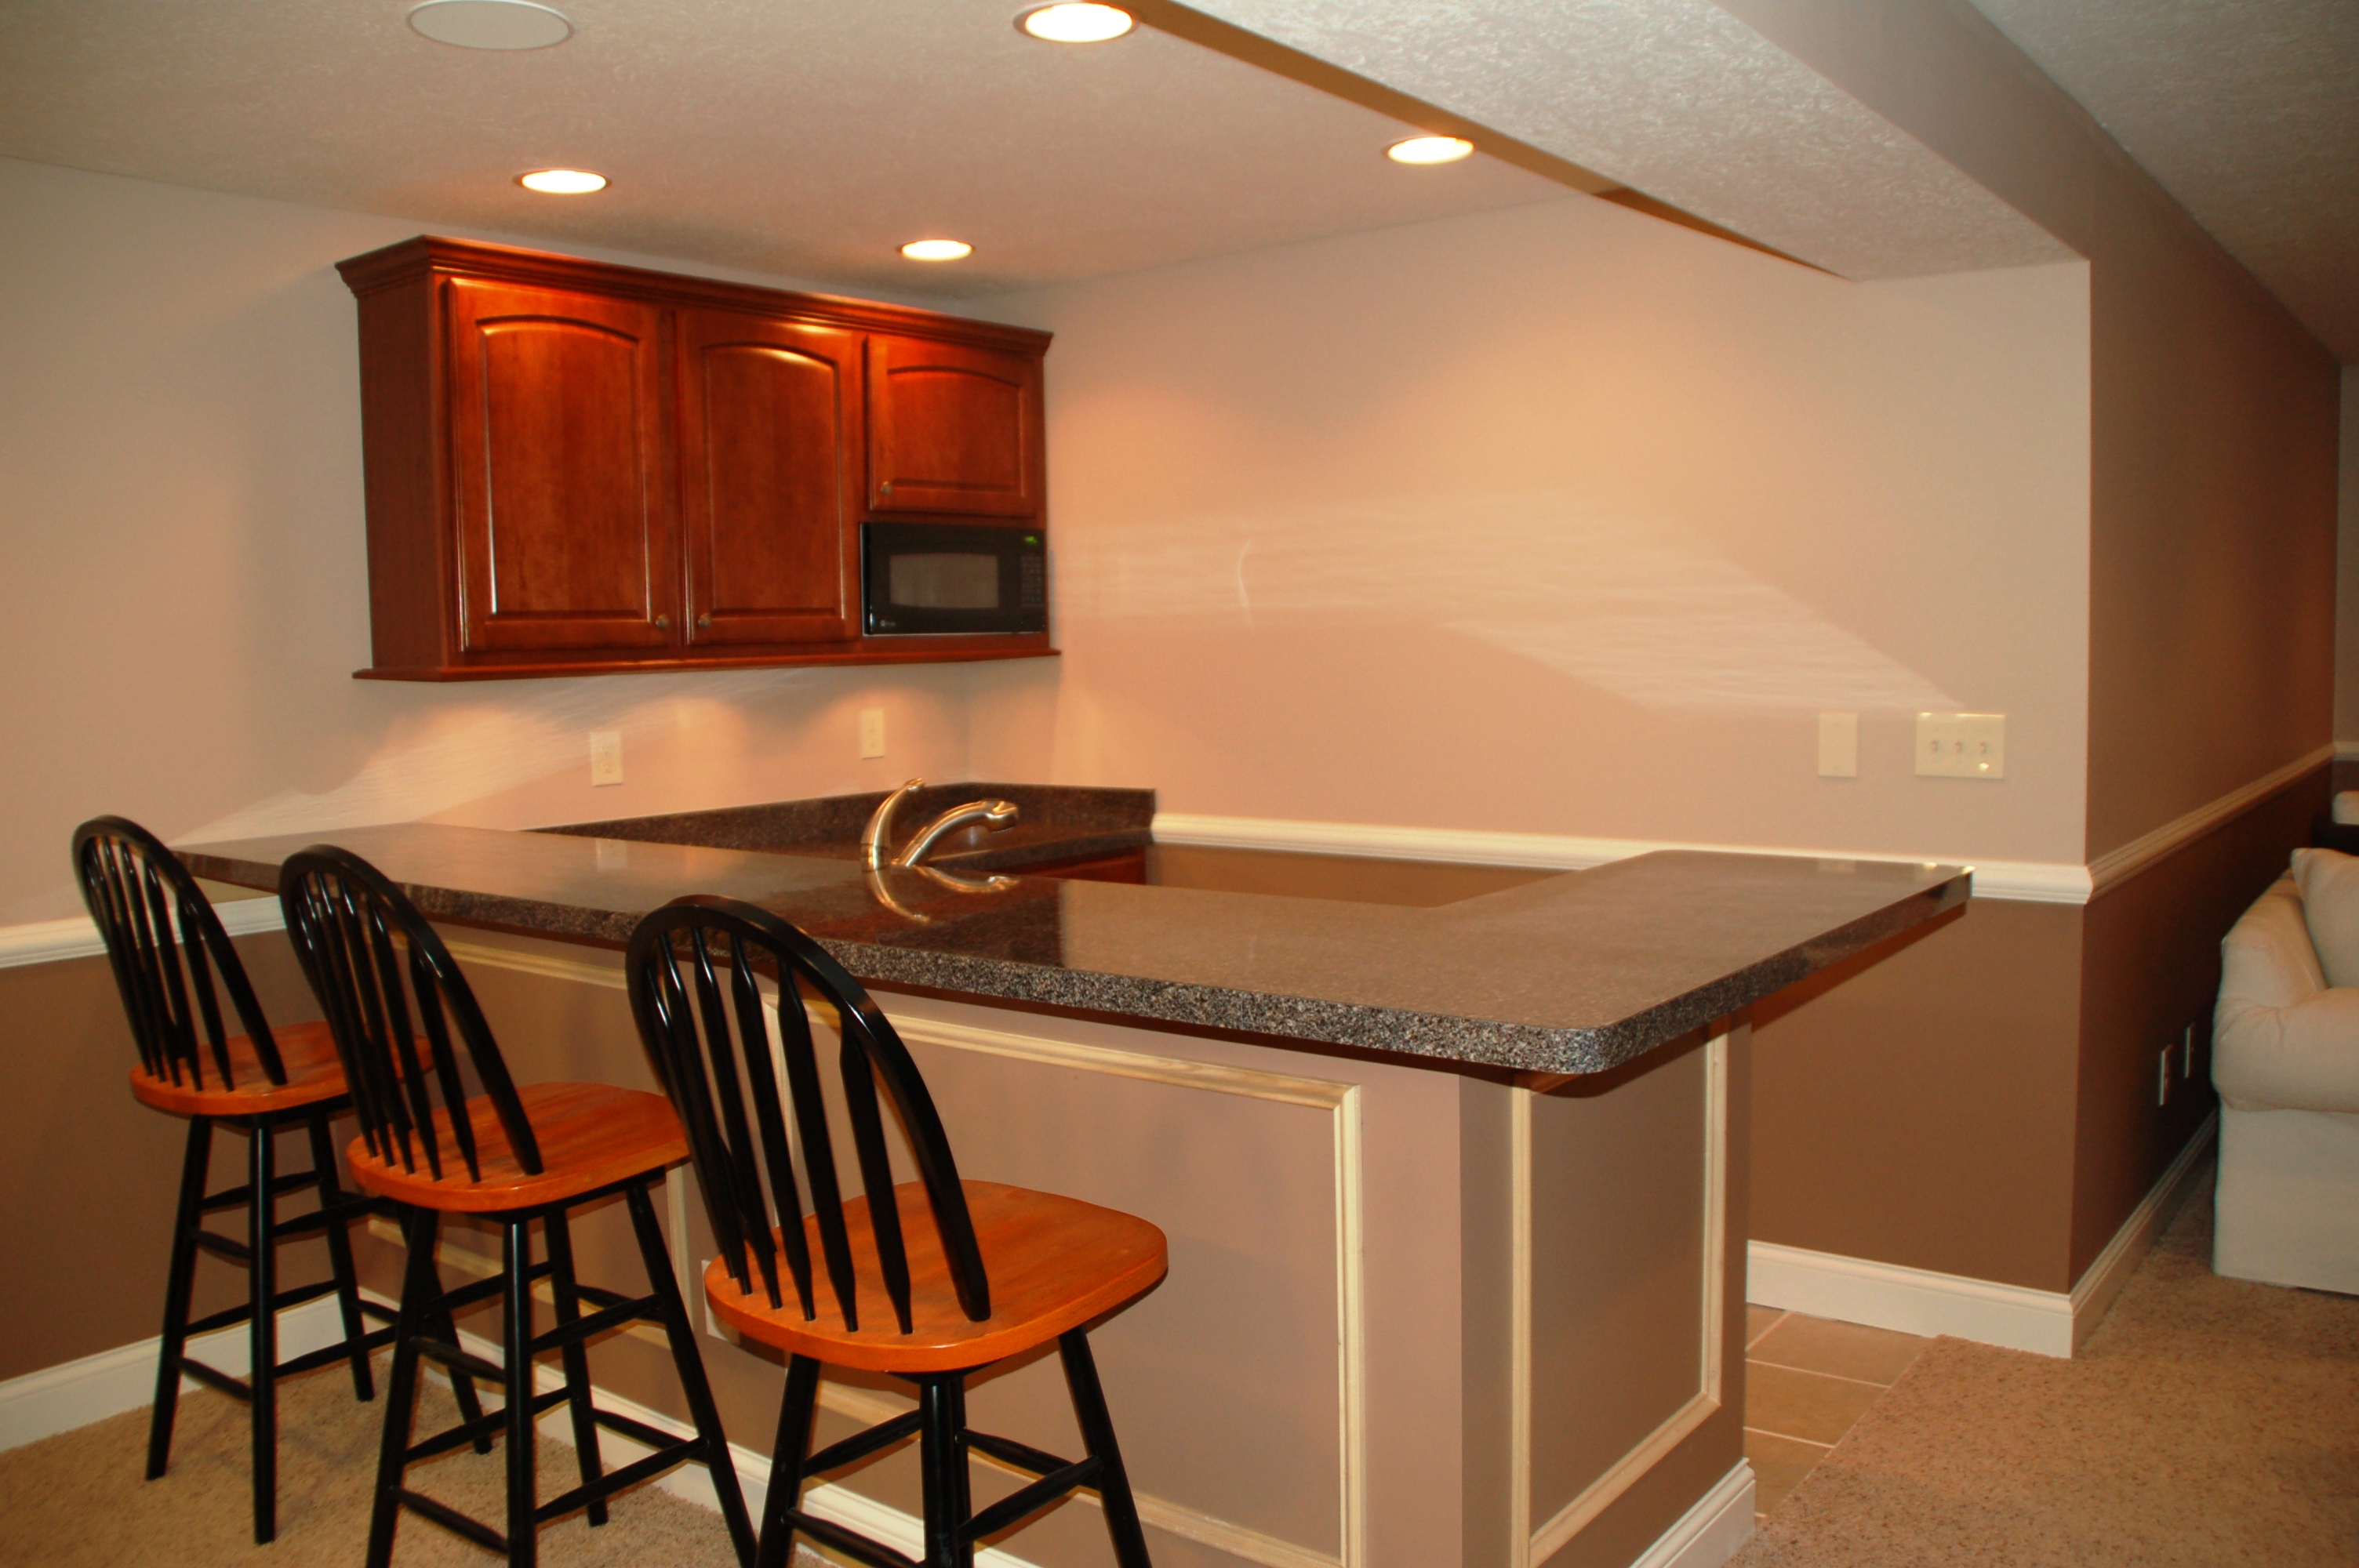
[
  {"xmin": 0, "ymin": 1364, "xmax": 751, "ymax": 1567},
  {"xmin": 1739, "ymin": 1170, "xmax": 2359, "ymax": 1566}
]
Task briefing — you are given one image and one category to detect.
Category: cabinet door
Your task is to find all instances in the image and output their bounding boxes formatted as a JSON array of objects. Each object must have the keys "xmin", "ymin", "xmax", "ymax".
[
  {"xmin": 866, "ymin": 335, "xmax": 1041, "ymax": 518},
  {"xmin": 676, "ymin": 310, "xmax": 860, "ymax": 645},
  {"xmin": 445, "ymin": 278, "xmax": 675, "ymax": 653}
]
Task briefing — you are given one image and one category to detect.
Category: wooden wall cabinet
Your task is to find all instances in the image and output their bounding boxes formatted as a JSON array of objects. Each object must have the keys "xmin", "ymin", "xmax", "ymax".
[{"xmin": 337, "ymin": 237, "xmax": 1052, "ymax": 681}]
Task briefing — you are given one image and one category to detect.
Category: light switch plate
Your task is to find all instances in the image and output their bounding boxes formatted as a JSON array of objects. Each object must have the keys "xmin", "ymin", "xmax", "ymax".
[
  {"xmin": 589, "ymin": 730, "xmax": 623, "ymax": 786},
  {"xmin": 1915, "ymin": 712, "xmax": 2005, "ymax": 779},
  {"xmin": 1818, "ymin": 713, "xmax": 1859, "ymax": 778},
  {"xmin": 858, "ymin": 708, "xmax": 886, "ymax": 760}
]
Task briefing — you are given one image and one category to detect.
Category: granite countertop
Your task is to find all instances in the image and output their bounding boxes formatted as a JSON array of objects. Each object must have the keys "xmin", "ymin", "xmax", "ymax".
[{"xmin": 182, "ymin": 800, "xmax": 1968, "ymax": 1076}]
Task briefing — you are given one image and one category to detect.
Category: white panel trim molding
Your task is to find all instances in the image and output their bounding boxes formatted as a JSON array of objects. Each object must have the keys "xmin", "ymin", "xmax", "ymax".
[
  {"xmin": 2335, "ymin": 742, "xmax": 2359, "ymax": 762},
  {"xmin": 1513, "ymin": 1033, "xmax": 1730, "ymax": 1568},
  {"xmin": 1747, "ymin": 1112, "xmax": 2219, "ymax": 1358},
  {"xmin": 1629, "ymin": 1461, "xmax": 1756, "ymax": 1568},
  {"xmin": 2086, "ymin": 746, "xmax": 2334, "ymax": 897},
  {"xmin": 1153, "ymin": 813, "xmax": 2084, "ymax": 905}
]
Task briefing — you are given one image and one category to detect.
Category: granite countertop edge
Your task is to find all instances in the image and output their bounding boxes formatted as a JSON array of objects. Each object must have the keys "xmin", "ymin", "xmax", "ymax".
[{"xmin": 183, "ymin": 841, "xmax": 1965, "ymax": 1076}]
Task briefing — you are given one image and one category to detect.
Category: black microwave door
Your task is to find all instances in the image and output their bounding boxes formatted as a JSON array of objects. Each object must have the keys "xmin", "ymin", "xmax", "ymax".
[{"xmin": 863, "ymin": 524, "xmax": 1045, "ymax": 635}]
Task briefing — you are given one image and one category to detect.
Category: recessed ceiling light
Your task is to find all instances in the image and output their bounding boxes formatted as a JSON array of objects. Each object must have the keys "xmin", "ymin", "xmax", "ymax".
[
  {"xmin": 1018, "ymin": 4, "xmax": 1135, "ymax": 42},
  {"xmin": 408, "ymin": 0, "xmax": 575, "ymax": 50},
  {"xmin": 900, "ymin": 239, "xmax": 975, "ymax": 262},
  {"xmin": 518, "ymin": 169, "xmax": 607, "ymax": 194},
  {"xmin": 1387, "ymin": 135, "xmax": 1475, "ymax": 165}
]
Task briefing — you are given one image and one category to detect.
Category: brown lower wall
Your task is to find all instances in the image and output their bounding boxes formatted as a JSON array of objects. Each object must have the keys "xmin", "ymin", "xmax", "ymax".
[
  {"xmin": 2070, "ymin": 765, "xmax": 2329, "ymax": 1279},
  {"xmin": 0, "ymin": 935, "xmax": 330, "ymax": 1382},
  {"xmin": 1751, "ymin": 900, "xmax": 2083, "ymax": 1291},
  {"xmin": 1751, "ymin": 763, "xmax": 2328, "ymax": 1298}
]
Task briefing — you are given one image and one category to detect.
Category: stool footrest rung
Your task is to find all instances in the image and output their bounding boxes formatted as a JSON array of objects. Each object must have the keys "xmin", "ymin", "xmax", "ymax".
[
  {"xmin": 780, "ymin": 1508, "xmax": 921, "ymax": 1568},
  {"xmin": 184, "ymin": 1277, "xmax": 350, "ymax": 1338},
  {"xmin": 965, "ymin": 1428, "xmax": 1080, "ymax": 1479},
  {"xmin": 532, "ymin": 1295, "xmax": 652, "ymax": 1354},
  {"xmin": 404, "ymin": 1388, "xmax": 570, "ymax": 1465},
  {"xmin": 803, "ymin": 1409, "xmax": 922, "ymax": 1476},
  {"xmin": 192, "ymin": 1229, "xmax": 251, "ymax": 1263},
  {"xmin": 394, "ymin": 1488, "xmax": 507, "ymax": 1553},
  {"xmin": 178, "ymin": 1357, "xmax": 249, "ymax": 1400},
  {"xmin": 533, "ymin": 1439, "xmax": 697, "ymax": 1523},
  {"xmin": 199, "ymin": 1167, "xmax": 323, "ymax": 1213},
  {"xmin": 589, "ymin": 1407, "xmax": 679, "ymax": 1451},
  {"xmin": 571, "ymin": 1282, "xmax": 634, "ymax": 1311},
  {"xmin": 960, "ymin": 1457, "xmax": 1101, "ymax": 1545},
  {"xmin": 411, "ymin": 1335, "xmax": 505, "ymax": 1387}
]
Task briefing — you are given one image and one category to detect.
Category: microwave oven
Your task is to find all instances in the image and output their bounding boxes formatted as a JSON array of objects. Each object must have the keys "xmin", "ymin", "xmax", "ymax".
[{"xmin": 862, "ymin": 523, "xmax": 1047, "ymax": 637}]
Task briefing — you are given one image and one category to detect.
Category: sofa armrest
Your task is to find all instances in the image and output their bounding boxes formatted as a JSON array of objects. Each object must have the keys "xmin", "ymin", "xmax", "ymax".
[{"xmin": 2215, "ymin": 985, "xmax": 2359, "ymax": 1113}]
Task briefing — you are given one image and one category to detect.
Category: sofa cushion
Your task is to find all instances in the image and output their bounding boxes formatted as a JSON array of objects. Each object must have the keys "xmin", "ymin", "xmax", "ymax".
[
  {"xmin": 2293, "ymin": 848, "xmax": 2359, "ymax": 988},
  {"xmin": 2221, "ymin": 874, "xmax": 2327, "ymax": 1009},
  {"xmin": 2214, "ymin": 987, "xmax": 2359, "ymax": 1113}
]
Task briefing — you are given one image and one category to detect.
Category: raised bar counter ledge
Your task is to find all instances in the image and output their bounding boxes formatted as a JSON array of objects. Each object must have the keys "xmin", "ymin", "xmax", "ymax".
[{"xmin": 180, "ymin": 787, "xmax": 1966, "ymax": 1077}]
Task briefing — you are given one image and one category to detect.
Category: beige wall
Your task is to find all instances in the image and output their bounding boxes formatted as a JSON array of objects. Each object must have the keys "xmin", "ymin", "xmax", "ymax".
[
  {"xmin": 1716, "ymin": 0, "xmax": 2343, "ymax": 859},
  {"xmin": 0, "ymin": 154, "xmax": 980, "ymax": 925},
  {"xmin": 973, "ymin": 196, "xmax": 2093, "ymax": 867}
]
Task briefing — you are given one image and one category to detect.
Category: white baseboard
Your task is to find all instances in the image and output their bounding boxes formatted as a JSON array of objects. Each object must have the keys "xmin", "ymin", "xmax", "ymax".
[
  {"xmin": 1747, "ymin": 1112, "xmax": 2219, "ymax": 1359},
  {"xmin": 2064, "ymin": 1110, "xmax": 2217, "ymax": 1353},
  {"xmin": 0, "ymin": 1294, "xmax": 354, "ymax": 1454},
  {"xmin": 1626, "ymin": 1461, "xmax": 1754, "ymax": 1568}
]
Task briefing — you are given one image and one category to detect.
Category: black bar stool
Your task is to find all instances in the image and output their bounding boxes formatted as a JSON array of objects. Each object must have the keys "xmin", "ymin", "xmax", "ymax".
[
  {"xmin": 72, "ymin": 815, "xmax": 397, "ymax": 1544},
  {"xmin": 278, "ymin": 845, "xmax": 757, "ymax": 1568},
  {"xmin": 625, "ymin": 895, "xmax": 1165, "ymax": 1568}
]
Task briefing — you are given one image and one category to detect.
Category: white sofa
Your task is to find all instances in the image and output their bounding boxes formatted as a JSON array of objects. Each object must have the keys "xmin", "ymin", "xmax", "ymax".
[{"xmin": 2212, "ymin": 851, "xmax": 2359, "ymax": 1293}]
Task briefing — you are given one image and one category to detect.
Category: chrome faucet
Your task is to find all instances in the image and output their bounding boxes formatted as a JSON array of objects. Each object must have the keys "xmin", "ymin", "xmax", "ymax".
[{"xmin": 862, "ymin": 779, "xmax": 1021, "ymax": 898}]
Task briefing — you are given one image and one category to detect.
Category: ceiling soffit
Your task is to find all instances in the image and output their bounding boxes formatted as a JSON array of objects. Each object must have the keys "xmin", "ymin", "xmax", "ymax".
[
  {"xmin": 1967, "ymin": 0, "xmax": 2358, "ymax": 361},
  {"xmin": 1151, "ymin": 0, "xmax": 2077, "ymax": 281}
]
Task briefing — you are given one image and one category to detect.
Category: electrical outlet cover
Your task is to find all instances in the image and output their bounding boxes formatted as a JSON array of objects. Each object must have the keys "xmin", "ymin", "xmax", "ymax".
[{"xmin": 1915, "ymin": 712, "xmax": 2005, "ymax": 779}]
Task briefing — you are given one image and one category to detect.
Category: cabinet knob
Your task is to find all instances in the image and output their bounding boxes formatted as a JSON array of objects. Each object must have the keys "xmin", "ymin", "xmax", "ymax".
[
  {"xmin": 879, "ymin": 479, "xmax": 893, "ymax": 495},
  {"xmin": 696, "ymin": 613, "xmax": 712, "ymax": 629},
  {"xmin": 655, "ymin": 614, "xmax": 671, "ymax": 630}
]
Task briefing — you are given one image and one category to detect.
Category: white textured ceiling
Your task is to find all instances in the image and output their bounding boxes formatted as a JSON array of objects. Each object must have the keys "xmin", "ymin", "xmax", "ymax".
[
  {"xmin": 0, "ymin": 0, "xmax": 1572, "ymax": 299},
  {"xmin": 1967, "ymin": 0, "xmax": 2359, "ymax": 361},
  {"xmin": 1162, "ymin": 0, "xmax": 2074, "ymax": 279}
]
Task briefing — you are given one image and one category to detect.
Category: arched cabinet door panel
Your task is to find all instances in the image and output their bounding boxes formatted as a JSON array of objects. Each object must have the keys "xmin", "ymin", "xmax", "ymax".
[
  {"xmin": 676, "ymin": 311, "xmax": 861, "ymax": 646},
  {"xmin": 445, "ymin": 279, "xmax": 675, "ymax": 653},
  {"xmin": 866, "ymin": 335, "xmax": 1041, "ymax": 518}
]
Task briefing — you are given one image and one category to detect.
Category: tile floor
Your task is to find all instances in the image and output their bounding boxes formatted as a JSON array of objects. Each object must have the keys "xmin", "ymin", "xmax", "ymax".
[{"xmin": 1743, "ymin": 1307, "xmax": 1928, "ymax": 1522}]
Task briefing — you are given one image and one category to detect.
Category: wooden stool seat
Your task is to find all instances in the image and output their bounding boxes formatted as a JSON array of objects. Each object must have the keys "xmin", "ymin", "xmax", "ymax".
[
  {"xmin": 347, "ymin": 1082, "xmax": 687, "ymax": 1213},
  {"xmin": 708, "ymin": 1180, "xmax": 1168, "ymax": 1374},
  {"xmin": 128, "ymin": 1019, "xmax": 349, "ymax": 1118}
]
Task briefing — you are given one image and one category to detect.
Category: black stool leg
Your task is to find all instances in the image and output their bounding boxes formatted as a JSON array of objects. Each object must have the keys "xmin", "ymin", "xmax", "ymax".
[
  {"xmin": 306, "ymin": 1110, "xmax": 375, "ymax": 1401},
  {"xmin": 428, "ymin": 1250, "xmax": 494, "ymax": 1454},
  {"xmin": 366, "ymin": 1208, "xmax": 438, "ymax": 1568},
  {"xmin": 625, "ymin": 1181, "xmax": 757, "ymax": 1567},
  {"xmin": 146, "ymin": 1116, "xmax": 212, "ymax": 1481},
  {"xmin": 754, "ymin": 1356, "xmax": 820, "ymax": 1568},
  {"xmin": 542, "ymin": 1210, "xmax": 608, "ymax": 1528},
  {"xmin": 917, "ymin": 1374, "xmax": 972, "ymax": 1568},
  {"xmin": 503, "ymin": 1216, "xmax": 538, "ymax": 1568},
  {"xmin": 249, "ymin": 1117, "xmax": 280, "ymax": 1543},
  {"xmin": 1060, "ymin": 1330, "xmax": 1152, "ymax": 1568}
]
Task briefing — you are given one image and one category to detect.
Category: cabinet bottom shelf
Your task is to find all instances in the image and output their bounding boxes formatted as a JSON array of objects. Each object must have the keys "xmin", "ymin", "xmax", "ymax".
[{"xmin": 355, "ymin": 641, "xmax": 1058, "ymax": 681}]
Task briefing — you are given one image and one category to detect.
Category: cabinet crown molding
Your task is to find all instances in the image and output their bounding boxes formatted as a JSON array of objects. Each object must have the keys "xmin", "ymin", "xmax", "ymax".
[{"xmin": 333, "ymin": 235, "xmax": 1052, "ymax": 357}]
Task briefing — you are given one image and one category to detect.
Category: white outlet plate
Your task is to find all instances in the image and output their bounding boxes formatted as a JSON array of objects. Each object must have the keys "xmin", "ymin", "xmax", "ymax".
[
  {"xmin": 858, "ymin": 708, "xmax": 886, "ymax": 760},
  {"xmin": 1915, "ymin": 712, "xmax": 2005, "ymax": 779},
  {"xmin": 1818, "ymin": 713, "xmax": 1859, "ymax": 778},
  {"xmin": 589, "ymin": 730, "xmax": 623, "ymax": 786}
]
